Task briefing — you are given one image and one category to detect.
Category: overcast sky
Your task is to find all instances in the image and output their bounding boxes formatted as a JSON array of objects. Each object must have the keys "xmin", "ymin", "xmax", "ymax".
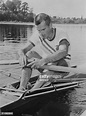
[{"xmin": 21, "ymin": 0, "xmax": 86, "ymax": 18}]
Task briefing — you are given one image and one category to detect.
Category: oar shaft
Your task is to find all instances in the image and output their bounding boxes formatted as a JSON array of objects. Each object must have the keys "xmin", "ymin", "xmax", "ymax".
[
  {"xmin": 0, "ymin": 59, "xmax": 35, "ymax": 73},
  {"xmin": 40, "ymin": 65, "xmax": 86, "ymax": 74},
  {"xmin": 1, "ymin": 58, "xmax": 86, "ymax": 75},
  {"xmin": 0, "ymin": 86, "xmax": 25, "ymax": 93}
]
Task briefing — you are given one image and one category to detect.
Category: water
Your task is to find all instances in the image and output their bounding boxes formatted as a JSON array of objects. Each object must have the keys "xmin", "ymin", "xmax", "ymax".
[
  {"xmin": 54, "ymin": 24, "xmax": 86, "ymax": 116},
  {"xmin": 54, "ymin": 24, "xmax": 86, "ymax": 65},
  {"xmin": 0, "ymin": 24, "xmax": 86, "ymax": 116},
  {"xmin": 1, "ymin": 24, "xmax": 86, "ymax": 65}
]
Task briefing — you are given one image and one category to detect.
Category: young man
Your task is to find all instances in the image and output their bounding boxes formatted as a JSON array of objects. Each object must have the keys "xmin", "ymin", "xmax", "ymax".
[{"xmin": 18, "ymin": 13, "xmax": 70, "ymax": 91}]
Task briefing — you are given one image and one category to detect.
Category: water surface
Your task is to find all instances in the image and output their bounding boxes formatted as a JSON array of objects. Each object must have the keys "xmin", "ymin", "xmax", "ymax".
[{"xmin": 0, "ymin": 24, "xmax": 86, "ymax": 116}]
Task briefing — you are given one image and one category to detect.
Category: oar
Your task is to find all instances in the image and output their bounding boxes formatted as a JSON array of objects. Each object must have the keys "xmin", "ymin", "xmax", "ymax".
[
  {"xmin": 0, "ymin": 60, "xmax": 19, "ymax": 65},
  {"xmin": 1, "ymin": 62, "xmax": 86, "ymax": 75},
  {"xmin": 0, "ymin": 60, "xmax": 36, "ymax": 76},
  {"xmin": 0, "ymin": 86, "xmax": 25, "ymax": 93},
  {"xmin": 40, "ymin": 65, "xmax": 86, "ymax": 74},
  {"xmin": 0, "ymin": 59, "xmax": 36, "ymax": 79},
  {"xmin": 0, "ymin": 58, "xmax": 36, "ymax": 71},
  {"xmin": 1, "ymin": 58, "xmax": 86, "ymax": 76}
]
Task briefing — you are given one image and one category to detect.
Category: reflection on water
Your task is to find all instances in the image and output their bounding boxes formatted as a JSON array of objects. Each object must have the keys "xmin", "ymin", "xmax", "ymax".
[
  {"xmin": 0, "ymin": 25, "xmax": 34, "ymax": 60},
  {"xmin": 0, "ymin": 24, "xmax": 86, "ymax": 116},
  {"xmin": 67, "ymin": 84, "xmax": 86, "ymax": 116}
]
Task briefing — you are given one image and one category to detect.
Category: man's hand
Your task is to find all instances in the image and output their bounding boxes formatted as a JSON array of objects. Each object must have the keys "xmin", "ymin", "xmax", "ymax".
[
  {"xmin": 19, "ymin": 54, "xmax": 27, "ymax": 67},
  {"xmin": 31, "ymin": 59, "xmax": 46, "ymax": 69}
]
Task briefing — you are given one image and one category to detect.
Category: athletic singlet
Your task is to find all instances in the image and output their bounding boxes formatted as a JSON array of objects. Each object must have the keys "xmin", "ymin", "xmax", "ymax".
[{"xmin": 29, "ymin": 27, "xmax": 70, "ymax": 58}]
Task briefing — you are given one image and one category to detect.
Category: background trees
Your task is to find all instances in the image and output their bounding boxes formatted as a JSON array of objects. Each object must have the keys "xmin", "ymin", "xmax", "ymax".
[
  {"xmin": 0, "ymin": 0, "xmax": 35, "ymax": 22},
  {"xmin": 0, "ymin": 0, "xmax": 86, "ymax": 23},
  {"xmin": 51, "ymin": 16, "xmax": 86, "ymax": 24}
]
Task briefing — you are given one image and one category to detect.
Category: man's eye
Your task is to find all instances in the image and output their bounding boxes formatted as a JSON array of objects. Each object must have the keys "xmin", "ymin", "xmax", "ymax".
[
  {"xmin": 38, "ymin": 30, "xmax": 41, "ymax": 32},
  {"xmin": 43, "ymin": 28, "xmax": 46, "ymax": 30}
]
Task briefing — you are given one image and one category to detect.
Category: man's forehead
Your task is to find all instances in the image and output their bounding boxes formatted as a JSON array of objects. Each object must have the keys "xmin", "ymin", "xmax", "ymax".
[{"xmin": 36, "ymin": 21, "xmax": 47, "ymax": 30}]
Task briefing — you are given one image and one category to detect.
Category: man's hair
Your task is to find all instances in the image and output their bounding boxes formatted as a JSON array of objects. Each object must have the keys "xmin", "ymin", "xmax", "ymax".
[{"xmin": 35, "ymin": 13, "xmax": 51, "ymax": 26}]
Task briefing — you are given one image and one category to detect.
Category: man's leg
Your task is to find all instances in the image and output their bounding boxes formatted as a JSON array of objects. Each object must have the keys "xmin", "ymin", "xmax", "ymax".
[
  {"xmin": 31, "ymin": 59, "xmax": 69, "ymax": 90},
  {"xmin": 19, "ymin": 67, "xmax": 32, "ymax": 90},
  {"xmin": 31, "ymin": 70, "xmax": 63, "ymax": 91},
  {"xmin": 18, "ymin": 51, "xmax": 42, "ymax": 90}
]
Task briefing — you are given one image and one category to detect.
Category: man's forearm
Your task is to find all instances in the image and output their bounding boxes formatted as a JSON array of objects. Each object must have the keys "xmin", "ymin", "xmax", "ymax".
[
  {"xmin": 44, "ymin": 50, "xmax": 67, "ymax": 64},
  {"xmin": 19, "ymin": 43, "xmax": 34, "ymax": 56},
  {"xmin": 18, "ymin": 49, "xmax": 26, "ymax": 57}
]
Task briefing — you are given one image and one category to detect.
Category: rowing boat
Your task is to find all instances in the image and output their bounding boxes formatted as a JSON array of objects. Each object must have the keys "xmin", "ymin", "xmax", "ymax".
[
  {"xmin": 0, "ymin": 61, "xmax": 86, "ymax": 116},
  {"xmin": 0, "ymin": 71, "xmax": 85, "ymax": 116}
]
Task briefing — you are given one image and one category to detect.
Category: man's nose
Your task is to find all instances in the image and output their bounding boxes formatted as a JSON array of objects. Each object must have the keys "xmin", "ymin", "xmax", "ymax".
[{"xmin": 40, "ymin": 32, "xmax": 44, "ymax": 37}]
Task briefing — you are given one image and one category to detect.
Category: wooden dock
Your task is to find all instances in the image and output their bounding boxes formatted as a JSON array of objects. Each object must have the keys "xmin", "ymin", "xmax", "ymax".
[{"xmin": 0, "ymin": 21, "xmax": 35, "ymax": 26}]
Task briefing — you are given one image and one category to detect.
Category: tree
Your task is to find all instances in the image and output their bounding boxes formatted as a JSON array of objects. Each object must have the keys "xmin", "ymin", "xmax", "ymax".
[
  {"xmin": 0, "ymin": 0, "xmax": 4, "ymax": 5},
  {"xmin": 0, "ymin": 2, "xmax": 7, "ymax": 11},
  {"xmin": 0, "ymin": 0, "xmax": 35, "ymax": 22},
  {"xmin": 12, "ymin": 0, "xmax": 21, "ymax": 13},
  {"xmin": 5, "ymin": 0, "xmax": 22, "ymax": 14}
]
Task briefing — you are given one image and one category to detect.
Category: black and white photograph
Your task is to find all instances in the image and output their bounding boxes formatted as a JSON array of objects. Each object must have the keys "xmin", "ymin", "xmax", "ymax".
[{"xmin": 0, "ymin": 0, "xmax": 86, "ymax": 116}]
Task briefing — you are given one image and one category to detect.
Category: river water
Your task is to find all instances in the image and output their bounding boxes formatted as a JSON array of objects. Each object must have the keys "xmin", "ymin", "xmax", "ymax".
[
  {"xmin": 53, "ymin": 24, "xmax": 86, "ymax": 66},
  {"xmin": 0, "ymin": 24, "xmax": 86, "ymax": 116}
]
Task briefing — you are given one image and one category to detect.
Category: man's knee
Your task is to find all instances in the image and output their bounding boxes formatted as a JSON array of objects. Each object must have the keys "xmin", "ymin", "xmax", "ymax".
[{"xmin": 22, "ymin": 67, "xmax": 32, "ymax": 72}]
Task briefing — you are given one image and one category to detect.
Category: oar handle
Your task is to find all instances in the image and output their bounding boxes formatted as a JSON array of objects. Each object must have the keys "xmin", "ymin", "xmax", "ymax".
[
  {"xmin": 40, "ymin": 65, "xmax": 86, "ymax": 74},
  {"xmin": 14, "ymin": 58, "xmax": 36, "ymax": 69}
]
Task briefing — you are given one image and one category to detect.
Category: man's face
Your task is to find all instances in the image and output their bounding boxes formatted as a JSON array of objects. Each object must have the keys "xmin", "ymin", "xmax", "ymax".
[{"xmin": 36, "ymin": 21, "xmax": 51, "ymax": 39}]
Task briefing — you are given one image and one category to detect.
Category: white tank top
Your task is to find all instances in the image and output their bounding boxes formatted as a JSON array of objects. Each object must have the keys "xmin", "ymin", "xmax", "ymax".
[{"xmin": 29, "ymin": 28, "xmax": 70, "ymax": 58}]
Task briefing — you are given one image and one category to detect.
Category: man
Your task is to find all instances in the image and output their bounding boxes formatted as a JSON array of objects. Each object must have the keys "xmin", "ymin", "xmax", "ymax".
[{"xmin": 18, "ymin": 13, "xmax": 70, "ymax": 91}]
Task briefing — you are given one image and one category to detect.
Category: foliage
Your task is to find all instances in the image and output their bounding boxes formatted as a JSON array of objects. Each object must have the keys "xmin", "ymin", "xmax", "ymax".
[
  {"xmin": 52, "ymin": 16, "xmax": 86, "ymax": 24},
  {"xmin": 0, "ymin": 0, "xmax": 35, "ymax": 22},
  {"xmin": 0, "ymin": 0, "xmax": 86, "ymax": 23}
]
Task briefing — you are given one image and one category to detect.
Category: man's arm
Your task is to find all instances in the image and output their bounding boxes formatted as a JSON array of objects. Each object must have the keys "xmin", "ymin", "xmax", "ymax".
[
  {"xmin": 44, "ymin": 39, "xmax": 70, "ymax": 64},
  {"xmin": 19, "ymin": 42, "xmax": 35, "ymax": 55},
  {"xmin": 18, "ymin": 42, "xmax": 35, "ymax": 66}
]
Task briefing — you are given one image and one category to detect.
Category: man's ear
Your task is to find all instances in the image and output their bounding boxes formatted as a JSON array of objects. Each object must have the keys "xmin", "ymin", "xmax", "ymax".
[{"xmin": 49, "ymin": 23, "xmax": 52, "ymax": 28}]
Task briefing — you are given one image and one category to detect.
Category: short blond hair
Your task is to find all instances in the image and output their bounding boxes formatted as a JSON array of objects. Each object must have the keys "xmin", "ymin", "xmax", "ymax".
[{"xmin": 35, "ymin": 13, "xmax": 51, "ymax": 26}]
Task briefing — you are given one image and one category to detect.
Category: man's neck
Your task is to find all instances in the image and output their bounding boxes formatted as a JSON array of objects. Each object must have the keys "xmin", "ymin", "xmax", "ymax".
[{"xmin": 47, "ymin": 28, "xmax": 55, "ymax": 41}]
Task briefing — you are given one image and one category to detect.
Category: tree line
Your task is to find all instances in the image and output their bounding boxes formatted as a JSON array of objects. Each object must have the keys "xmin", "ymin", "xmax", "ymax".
[
  {"xmin": 0, "ymin": 0, "xmax": 35, "ymax": 22},
  {"xmin": 0, "ymin": 0, "xmax": 86, "ymax": 24},
  {"xmin": 51, "ymin": 16, "xmax": 86, "ymax": 24}
]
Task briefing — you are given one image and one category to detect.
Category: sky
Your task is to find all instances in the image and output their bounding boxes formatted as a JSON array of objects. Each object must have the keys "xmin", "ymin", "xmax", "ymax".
[
  {"xmin": 21, "ymin": 0, "xmax": 86, "ymax": 18},
  {"xmin": 3, "ymin": 0, "xmax": 86, "ymax": 18}
]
